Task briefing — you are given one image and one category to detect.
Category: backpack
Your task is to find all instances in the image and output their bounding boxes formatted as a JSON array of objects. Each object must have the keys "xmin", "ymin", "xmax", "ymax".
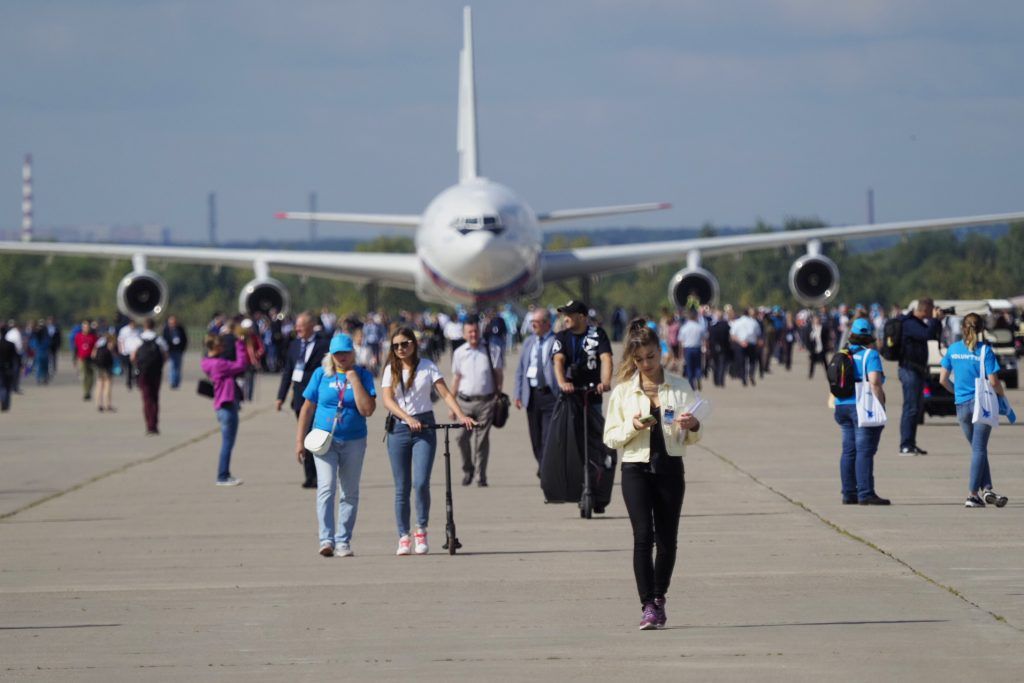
[
  {"xmin": 94, "ymin": 345, "xmax": 113, "ymax": 367},
  {"xmin": 827, "ymin": 347, "xmax": 857, "ymax": 399},
  {"xmin": 880, "ymin": 317, "xmax": 903, "ymax": 362},
  {"xmin": 135, "ymin": 339, "xmax": 164, "ymax": 378}
]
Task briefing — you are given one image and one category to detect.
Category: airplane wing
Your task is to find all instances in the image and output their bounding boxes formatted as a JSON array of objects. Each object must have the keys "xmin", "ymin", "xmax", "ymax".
[
  {"xmin": 0, "ymin": 241, "xmax": 419, "ymax": 289},
  {"xmin": 274, "ymin": 211, "xmax": 420, "ymax": 228},
  {"xmin": 541, "ymin": 211, "xmax": 1024, "ymax": 281},
  {"xmin": 536, "ymin": 202, "xmax": 671, "ymax": 226}
]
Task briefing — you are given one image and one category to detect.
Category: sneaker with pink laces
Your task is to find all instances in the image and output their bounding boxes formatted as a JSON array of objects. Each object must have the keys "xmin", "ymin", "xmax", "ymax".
[
  {"xmin": 396, "ymin": 535, "xmax": 412, "ymax": 556},
  {"xmin": 414, "ymin": 528, "xmax": 429, "ymax": 555}
]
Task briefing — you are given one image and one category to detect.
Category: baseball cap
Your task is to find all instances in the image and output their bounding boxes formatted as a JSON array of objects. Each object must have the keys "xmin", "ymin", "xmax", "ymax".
[
  {"xmin": 329, "ymin": 333, "xmax": 354, "ymax": 353},
  {"xmin": 850, "ymin": 318, "xmax": 873, "ymax": 336},
  {"xmin": 557, "ymin": 300, "xmax": 588, "ymax": 315}
]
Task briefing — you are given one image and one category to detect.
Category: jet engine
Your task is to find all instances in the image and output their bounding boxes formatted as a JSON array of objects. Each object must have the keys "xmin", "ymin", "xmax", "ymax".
[
  {"xmin": 116, "ymin": 270, "xmax": 168, "ymax": 320},
  {"xmin": 788, "ymin": 254, "xmax": 840, "ymax": 307},
  {"xmin": 239, "ymin": 277, "xmax": 290, "ymax": 317},
  {"xmin": 667, "ymin": 266, "xmax": 720, "ymax": 308}
]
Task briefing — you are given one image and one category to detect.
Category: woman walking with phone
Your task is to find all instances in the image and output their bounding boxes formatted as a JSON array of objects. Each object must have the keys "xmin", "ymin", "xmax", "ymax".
[{"xmin": 604, "ymin": 319, "xmax": 703, "ymax": 630}]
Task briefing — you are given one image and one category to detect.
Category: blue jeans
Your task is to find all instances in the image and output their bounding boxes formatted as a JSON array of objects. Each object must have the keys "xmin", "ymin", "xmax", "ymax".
[
  {"xmin": 834, "ymin": 403, "xmax": 883, "ymax": 500},
  {"xmin": 169, "ymin": 350, "xmax": 183, "ymax": 388},
  {"xmin": 313, "ymin": 437, "xmax": 367, "ymax": 547},
  {"xmin": 215, "ymin": 404, "xmax": 239, "ymax": 481},
  {"xmin": 386, "ymin": 412, "xmax": 437, "ymax": 537},
  {"xmin": 683, "ymin": 347, "xmax": 702, "ymax": 389},
  {"xmin": 898, "ymin": 367, "xmax": 924, "ymax": 450},
  {"xmin": 956, "ymin": 401, "xmax": 993, "ymax": 493}
]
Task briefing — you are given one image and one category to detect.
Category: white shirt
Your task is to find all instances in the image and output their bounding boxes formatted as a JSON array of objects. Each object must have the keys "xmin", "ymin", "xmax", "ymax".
[
  {"xmin": 730, "ymin": 316, "xmax": 761, "ymax": 345},
  {"xmin": 451, "ymin": 343, "xmax": 503, "ymax": 396},
  {"xmin": 677, "ymin": 320, "xmax": 706, "ymax": 348},
  {"xmin": 5, "ymin": 327, "xmax": 23, "ymax": 353},
  {"xmin": 117, "ymin": 325, "xmax": 141, "ymax": 355},
  {"xmin": 382, "ymin": 359, "xmax": 444, "ymax": 418}
]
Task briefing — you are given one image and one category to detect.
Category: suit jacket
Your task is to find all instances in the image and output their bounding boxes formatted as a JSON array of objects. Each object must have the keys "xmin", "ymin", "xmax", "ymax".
[
  {"xmin": 277, "ymin": 333, "xmax": 330, "ymax": 413},
  {"xmin": 514, "ymin": 333, "xmax": 559, "ymax": 409}
]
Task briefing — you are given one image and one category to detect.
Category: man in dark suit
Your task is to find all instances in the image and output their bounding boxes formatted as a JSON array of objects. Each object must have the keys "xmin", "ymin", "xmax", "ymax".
[
  {"xmin": 514, "ymin": 308, "xmax": 559, "ymax": 477},
  {"xmin": 276, "ymin": 311, "xmax": 329, "ymax": 488}
]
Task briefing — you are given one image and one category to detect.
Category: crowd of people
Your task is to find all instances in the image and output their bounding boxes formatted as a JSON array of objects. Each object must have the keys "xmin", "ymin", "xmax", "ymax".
[{"xmin": 2, "ymin": 294, "xmax": 1018, "ymax": 631}]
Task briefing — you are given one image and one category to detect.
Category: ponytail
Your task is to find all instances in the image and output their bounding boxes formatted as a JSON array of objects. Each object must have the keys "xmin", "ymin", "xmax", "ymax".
[
  {"xmin": 962, "ymin": 313, "xmax": 984, "ymax": 352},
  {"xmin": 617, "ymin": 318, "xmax": 661, "ymax": 382}
]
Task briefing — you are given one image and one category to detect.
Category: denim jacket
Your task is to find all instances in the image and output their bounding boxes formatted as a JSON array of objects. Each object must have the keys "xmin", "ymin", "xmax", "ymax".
[{"xmin": 603, "ymin": 372, "xmax": 702, "ymax": 463}]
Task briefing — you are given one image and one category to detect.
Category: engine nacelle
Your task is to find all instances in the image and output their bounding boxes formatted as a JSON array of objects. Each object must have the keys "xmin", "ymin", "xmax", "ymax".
[
  {"xmin": 116, "ymin": 270, "xmax": 168, "ymax": 320},
  {"xmin": 239, "ymin": 277, "xmax": 290, "ymax": 317},
  {"xmin": 788, "ymin": 254, "xmax": 840, "ymax": 307},
  {"xmin": 667, "ymin": 267, "xmax": 720, "ymax": 308}
]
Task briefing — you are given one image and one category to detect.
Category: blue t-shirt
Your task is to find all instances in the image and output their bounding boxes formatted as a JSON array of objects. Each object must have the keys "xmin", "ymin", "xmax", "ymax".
[
  {"xmin": 940, "ymin": 341, "xmax": 1000, "ymax": 405},
  {"xmin": 302, "ymin": 366, "xmax": 377, "ymax": 440},
  {"xmin": 834, "ymin": 345, "xmax": 885, "ymax": 406}
]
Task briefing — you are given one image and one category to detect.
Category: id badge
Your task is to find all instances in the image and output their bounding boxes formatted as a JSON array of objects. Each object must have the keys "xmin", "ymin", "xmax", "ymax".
[
  {"xmin": 291, "ymin": 360, "xmax": 306, "ymax": 383},
  {"xmin": 526, "ymin": 366, "xmax": 538, "ymax": 379}
]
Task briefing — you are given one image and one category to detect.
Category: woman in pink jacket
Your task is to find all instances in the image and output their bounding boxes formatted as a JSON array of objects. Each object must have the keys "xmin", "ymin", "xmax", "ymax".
[{"xmin": 200, "ymin": 334, "xmax": 248, "ymax": 486}]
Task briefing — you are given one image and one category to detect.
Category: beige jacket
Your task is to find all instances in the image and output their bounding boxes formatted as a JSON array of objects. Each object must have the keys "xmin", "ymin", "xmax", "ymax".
[{"xmin": 603, "ymin": 373, "xmax": 702, "ymax": 463}]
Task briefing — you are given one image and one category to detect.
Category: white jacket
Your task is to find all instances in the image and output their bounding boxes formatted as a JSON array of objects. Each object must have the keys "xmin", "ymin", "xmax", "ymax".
[{"xmin": 603, "ymin": 372, "xmax": 702, "ymax": 463}]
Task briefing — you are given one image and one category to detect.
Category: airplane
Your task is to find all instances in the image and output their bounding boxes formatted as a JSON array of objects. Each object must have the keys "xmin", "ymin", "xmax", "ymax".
[{"xmin": 2, "ymin": 6, "xmax": 1023, "ymax": 321}]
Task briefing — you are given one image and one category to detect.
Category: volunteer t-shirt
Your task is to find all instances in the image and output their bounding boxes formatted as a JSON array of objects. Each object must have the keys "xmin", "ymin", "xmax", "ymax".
[
  {"xmin": 940, "ymin": 341, "xmax": 1001, "ymax": 405},
  {"xmin": 834, "ymin": 345, "xmax": 885, "ymax": 406},
  {"xmin": 381, "ymin": 359, "xmax": 444, "ymax": 418},
  {"xmin": 552, "ymin": 325, "xmax": 612, "ymax": 388},
  {"xmin": 302, "ymin": 366, "xmax": 376, "ymax": 440}
]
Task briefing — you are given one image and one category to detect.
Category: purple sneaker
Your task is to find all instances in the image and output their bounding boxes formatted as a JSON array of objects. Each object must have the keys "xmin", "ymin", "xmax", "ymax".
[
  {"xmin": 653, "ymin": 597, "xmax": 667, "ymax": 628},
  {"xmin": 639, "ymin": 602, "xmax": 660, "ymax": 631}
]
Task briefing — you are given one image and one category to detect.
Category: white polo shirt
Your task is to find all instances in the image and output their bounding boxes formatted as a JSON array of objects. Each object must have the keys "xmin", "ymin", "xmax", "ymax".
[{"xmin": 451, "ymin": 343, "xmax": 503, "ymax": 396}]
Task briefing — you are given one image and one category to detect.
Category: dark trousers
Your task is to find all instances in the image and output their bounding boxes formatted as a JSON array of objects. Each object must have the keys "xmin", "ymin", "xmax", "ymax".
[
  {"xmin": 526, "ymin": 387, "xmax": 557, "ymax": 467},
  {"xmin": 711, "ymin": 350, "xmax": 728, "ymax": 387},
  {"xmin": 808, "ymin": 351, "xmax": 827, "ymax": 379},
  {"xmin": 137, "ymin": 372, "xmax": 161, "ymax": 432},
  {"xmin": 294, "ymin": 405, "xmax": 317, "ymax": 485},
  {"xmin": 621, "ymin": 457, "xmax": 685, "ymax": 604},
  {"xmin": 898, "ymin": 367, "xmax": 924, "ymax": 450},
  {"xmin": 0, "ymin": 370, "xmax": 11, "ymax": 411}
]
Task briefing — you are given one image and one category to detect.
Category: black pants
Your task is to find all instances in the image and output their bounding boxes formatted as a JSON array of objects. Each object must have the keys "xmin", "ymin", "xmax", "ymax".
[
  {"xmin": 808, "ymin": 351, "xmax": 828, "ymax": 379},
  {"xmin": 526, "ymin": 387, "xmax": 556, "ymax": 467},
  {"xmin": 621, "ymin": 457, "xmax": 685, "ymax": 604},
  {"xmin": 293, "ymin": 406, "xmax": 317, "ymax": 484}
]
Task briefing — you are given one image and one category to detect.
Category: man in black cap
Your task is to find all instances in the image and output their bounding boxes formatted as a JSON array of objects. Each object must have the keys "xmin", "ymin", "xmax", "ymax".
[{"xmin": 552, "ymin": 300, "xmax": 613, "ymax": 396}]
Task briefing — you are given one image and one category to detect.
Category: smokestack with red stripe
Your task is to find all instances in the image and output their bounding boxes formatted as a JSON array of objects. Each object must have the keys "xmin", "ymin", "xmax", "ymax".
[{"xmin": 21, "ymin": 154, "xmax": 33, "ymax": 242}]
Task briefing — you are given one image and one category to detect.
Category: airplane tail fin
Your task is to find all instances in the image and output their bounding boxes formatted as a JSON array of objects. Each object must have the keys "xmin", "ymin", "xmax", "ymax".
[{"xmin": 458, "ymin": 6, "xmax": 479, "ymax": 183}]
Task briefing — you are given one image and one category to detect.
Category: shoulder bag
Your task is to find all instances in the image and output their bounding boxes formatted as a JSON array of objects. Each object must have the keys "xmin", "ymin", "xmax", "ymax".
[
  {"xmin": 303, "ymin": 376, "xmax": 348, "ymax": 455},
  {"xmin": 484, "ymin": 342, "xmax": 510, "ymax": 428},
  {"xmin": 855, "ymin": 349, "xmax": 887, "ymax": 427},
  {"xmin": 972, "ymin": 345, "xmax": 1000, "ymax": 428}
]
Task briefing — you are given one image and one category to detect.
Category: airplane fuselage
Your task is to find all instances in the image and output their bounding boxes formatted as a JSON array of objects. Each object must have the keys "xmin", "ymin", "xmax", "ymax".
[{"xmin": 414, "ymin": 178, "xmax": 543, "ymax": 305}]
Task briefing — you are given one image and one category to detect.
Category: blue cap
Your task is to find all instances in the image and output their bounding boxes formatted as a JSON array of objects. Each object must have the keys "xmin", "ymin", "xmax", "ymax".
[
  {"xmin": 850, "ymin": 318, "xmax": 873, "ymax": 336},
  {"xmin": 329, "ymin": 333, "xmax": 354, "ymax": 353}
]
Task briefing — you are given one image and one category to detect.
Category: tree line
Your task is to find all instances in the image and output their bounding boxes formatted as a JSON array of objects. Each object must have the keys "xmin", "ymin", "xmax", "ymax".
[{"xmin": 2, "ymin": 222, "xmax": 1022, "ymax": 326}]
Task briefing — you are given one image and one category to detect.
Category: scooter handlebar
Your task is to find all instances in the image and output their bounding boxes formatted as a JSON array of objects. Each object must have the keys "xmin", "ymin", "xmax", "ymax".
[{"xmin": 423, "ymin": 423, "xmax": 469, "ymax": 430}]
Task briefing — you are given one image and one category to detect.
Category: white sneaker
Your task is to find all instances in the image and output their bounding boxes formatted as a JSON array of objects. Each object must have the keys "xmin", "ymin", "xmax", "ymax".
[
  {"xmin": 982, "ymin": 489, "xmax": 1008, "ymax": 508},
  {"xmin": 414, "ymin": 528, "xmax": 429, "ymax": 555},
  {"xmin": 335, "ymin": 543, "xmax": 354, "ymax": 557},
  {"xmin": 396, "ymin": 535, "xmax": 412, "ymax": 556},
  {"xmin": 216, "ymin": 477, "xmax": 243, "ymax": 487}
]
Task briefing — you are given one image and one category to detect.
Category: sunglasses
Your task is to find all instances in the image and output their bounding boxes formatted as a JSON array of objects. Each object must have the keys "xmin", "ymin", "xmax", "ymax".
[{"xmin": 392, "ymin": 340, "xmax": 414, "ymax": 350}]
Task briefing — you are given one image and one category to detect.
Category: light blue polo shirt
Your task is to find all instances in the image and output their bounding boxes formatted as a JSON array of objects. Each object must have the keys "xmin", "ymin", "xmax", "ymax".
[
  {"xmin": 940, "ymin": 341, "xmax": 1000, "ymax": 405},
  {"xmin": 302, "ymin": 366, "xmax": 376, "ymax": 440},
  {"xmin": 834, "ymin": 345, "xmax": 885, "ymax": 406}
]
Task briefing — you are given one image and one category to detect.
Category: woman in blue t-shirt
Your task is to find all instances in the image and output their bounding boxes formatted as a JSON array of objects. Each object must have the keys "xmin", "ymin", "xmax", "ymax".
[
  {"xmin": 833, "ymin": 317, "xmax": 889, "ymax": 505},
  {"xmin": 295, "ymin": 333, "xmax": 377, "ymax": 557},
  {"xmin": 938, "ymin": 313, "xmax": 1009, "ymax": 509}
]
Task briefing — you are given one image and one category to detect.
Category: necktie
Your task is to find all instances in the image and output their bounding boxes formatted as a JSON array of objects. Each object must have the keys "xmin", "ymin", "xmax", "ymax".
[
  {"xmin": 299, "ymin": 338, "xmax": 308, "ymax": 363},
  {"xmin": 534, "ymin": 335, "xmax": 547, "ymax": 389}
]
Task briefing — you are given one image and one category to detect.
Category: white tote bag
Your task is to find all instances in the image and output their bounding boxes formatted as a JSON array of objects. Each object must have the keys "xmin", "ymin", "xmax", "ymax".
[
  {"xmin": 972, "ymin": 345, "xmax": 1000, "ymax": 428},
  {"xmin": 855, "ymin": 350, "xmax": 887, "ymax": 427}
]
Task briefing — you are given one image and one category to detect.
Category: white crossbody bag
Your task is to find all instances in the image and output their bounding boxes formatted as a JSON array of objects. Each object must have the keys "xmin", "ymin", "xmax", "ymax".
[
  {"xmin": 303, "ymin": 377, "xmax": 348, "ymax": 456},
  {"xmin": 855, "ymin": 349, "xmax": 887, "ymax": 428},
  {"xmin": 971, "ymin": 345, "xmax": 1000, "ymax": 428}
]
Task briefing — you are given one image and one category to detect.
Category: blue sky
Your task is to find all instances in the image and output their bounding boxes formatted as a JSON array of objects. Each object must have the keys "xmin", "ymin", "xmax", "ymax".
[{"xmin": 2, "ymin": 0, "xmax": 1022, "ymax": 242}]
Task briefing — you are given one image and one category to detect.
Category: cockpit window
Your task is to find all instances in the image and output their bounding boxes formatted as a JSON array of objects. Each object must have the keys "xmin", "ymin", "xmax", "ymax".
[{"xmin": 452, "ymin": 215, "xmax": 504, "ymax": 235}]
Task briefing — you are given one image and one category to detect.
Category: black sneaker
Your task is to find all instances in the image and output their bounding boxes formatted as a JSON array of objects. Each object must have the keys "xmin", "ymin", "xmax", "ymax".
[
  {"xmin": 462, "ymin": 471, "xmax": 473, "ymax": 486},
  {"xmin": 982, "ymin": 490, "xmax": 1008, "ymax": 508},
  {"xmin": 964, "ymin": 495, "xmax": 985, "ymax": 508},
  {"xmin": 859, "ymin": 494, "xmax": 891, "ymax": 505}
]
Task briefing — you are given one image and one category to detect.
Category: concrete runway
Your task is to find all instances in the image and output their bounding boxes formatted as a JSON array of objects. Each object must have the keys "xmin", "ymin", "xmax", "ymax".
[{"xmin": 1, "ymin": 350, "xmax": 1023, "ymax": 681}]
